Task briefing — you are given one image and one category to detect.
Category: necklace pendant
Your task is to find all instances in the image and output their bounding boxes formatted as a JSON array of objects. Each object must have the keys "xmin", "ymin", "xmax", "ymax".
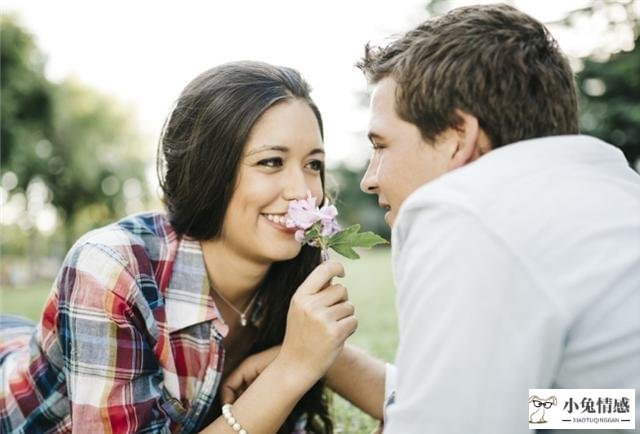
[{"xmin": 240, "ymin": 314, "xmax": 247, "ymax": 327}]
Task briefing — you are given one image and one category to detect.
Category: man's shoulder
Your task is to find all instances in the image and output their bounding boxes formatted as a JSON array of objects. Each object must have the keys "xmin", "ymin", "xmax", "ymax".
[{"xmin": 398, "ymin": 134, "xmax": 637, "ymax": 224}]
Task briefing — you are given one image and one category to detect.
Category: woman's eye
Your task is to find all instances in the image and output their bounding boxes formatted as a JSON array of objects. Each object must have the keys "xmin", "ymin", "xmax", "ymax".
[
  {"xmin": 258, "ymin": 157, "xmax": 284, "ymax": 168},
  {"xmin": 306, "ymin": 160, "xmax": 324, "ymax": 172}
]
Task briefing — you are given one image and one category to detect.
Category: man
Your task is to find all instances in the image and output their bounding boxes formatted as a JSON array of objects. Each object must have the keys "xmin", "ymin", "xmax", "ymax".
[{"xmin": 223, "ymin": 4, "xmax": 640, "ymax": 432}]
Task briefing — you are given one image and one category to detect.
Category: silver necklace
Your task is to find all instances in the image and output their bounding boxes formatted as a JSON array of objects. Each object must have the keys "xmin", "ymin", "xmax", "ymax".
[{"xmin": 210, "ymin": 286, "xmax": 260, "ymax": 327}]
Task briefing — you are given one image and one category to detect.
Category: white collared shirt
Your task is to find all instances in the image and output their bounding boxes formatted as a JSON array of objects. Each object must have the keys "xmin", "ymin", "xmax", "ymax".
[{"xmin": 384, "ymin": 135, "xmax": 640, "ymax": 433}]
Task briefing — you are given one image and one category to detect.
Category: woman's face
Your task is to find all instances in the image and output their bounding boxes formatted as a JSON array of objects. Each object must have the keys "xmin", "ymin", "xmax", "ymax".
[{"xmin": 220, "ymin": 99, "xmax": 325, "ymax": 264}]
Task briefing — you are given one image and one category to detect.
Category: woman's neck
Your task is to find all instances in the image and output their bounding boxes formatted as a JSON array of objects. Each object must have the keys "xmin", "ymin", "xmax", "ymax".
[{"xmin": 200, "ymin": 239, "xmax": 270, "ymax": 309}]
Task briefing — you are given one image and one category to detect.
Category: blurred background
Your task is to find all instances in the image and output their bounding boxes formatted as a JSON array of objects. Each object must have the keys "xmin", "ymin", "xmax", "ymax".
[{"xmin": 1, "ymin": 0, "xmax": 639, "ymax": 431}]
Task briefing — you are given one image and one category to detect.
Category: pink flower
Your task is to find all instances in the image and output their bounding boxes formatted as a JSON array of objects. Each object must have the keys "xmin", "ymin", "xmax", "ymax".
[
  {"xmin": 294, "ymin": 230, "xmax": 306, "ymax": 243},
  {"xmin": 318, "ymin": 205, "xmax": 340, "ymax": 236},
  {"xmin": 286, "ymin": 192, "xmax": 341, "ymax": 243},
  {"xmin": 286, "ymin": 192, "xmax": 321, "ymax": 230}
]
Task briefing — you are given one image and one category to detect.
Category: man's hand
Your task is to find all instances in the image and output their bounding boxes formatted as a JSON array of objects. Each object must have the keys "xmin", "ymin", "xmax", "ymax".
[{"xmin": 221, "ymin": 346, "xmax": 281, "ymax": 404}]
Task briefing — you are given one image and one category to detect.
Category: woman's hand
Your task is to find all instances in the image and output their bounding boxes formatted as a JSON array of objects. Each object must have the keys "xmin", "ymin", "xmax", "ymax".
[
  {"xmin": 277, "ymin": 260, "xmax": 357, "ymax": 388},
  {"xmin": 220, "ymin": 261, "xmax": 357, "ymax": 405}
]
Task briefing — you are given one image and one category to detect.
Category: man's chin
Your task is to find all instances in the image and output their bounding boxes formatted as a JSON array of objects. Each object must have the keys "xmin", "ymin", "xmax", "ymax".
[{"xmin": 384, "ymin": 211, "xmax": 395, "ymax": 227}]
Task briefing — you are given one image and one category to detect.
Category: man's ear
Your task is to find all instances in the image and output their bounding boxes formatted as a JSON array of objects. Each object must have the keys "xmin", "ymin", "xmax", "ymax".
[{"xmin": 448, "ymin": 110, "xmax": 491, "ymax": 170}]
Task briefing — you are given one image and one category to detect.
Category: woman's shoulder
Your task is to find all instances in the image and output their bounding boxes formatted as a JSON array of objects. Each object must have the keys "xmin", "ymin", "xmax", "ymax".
[
  {"xmin": 63, "ymin": 212, "xmax": 178, "ymax": 284},
  {"xmin": 57, "ymin": 212, "xmax": 179, "ymax": 312}
]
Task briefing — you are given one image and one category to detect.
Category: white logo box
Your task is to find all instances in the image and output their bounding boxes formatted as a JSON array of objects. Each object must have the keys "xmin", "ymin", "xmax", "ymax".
[{"xmin": 528, "ymin": 389, "xmax": 635, "ymax": 430}]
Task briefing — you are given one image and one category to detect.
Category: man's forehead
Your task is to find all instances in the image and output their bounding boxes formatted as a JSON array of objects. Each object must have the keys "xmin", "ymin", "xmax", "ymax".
[
  {"xmin": 368, "ymin": 77, "xmax": 398, "ymax": 138},
  {"xmin": 370, "ymin": 77, "xmax": 397, "ymax": 111}
]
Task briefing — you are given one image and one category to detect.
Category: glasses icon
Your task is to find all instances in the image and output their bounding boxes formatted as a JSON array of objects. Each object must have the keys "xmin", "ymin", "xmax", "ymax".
[{"xmin": 532, "ymin": 400, "xmax": 554, "ymax": 409}]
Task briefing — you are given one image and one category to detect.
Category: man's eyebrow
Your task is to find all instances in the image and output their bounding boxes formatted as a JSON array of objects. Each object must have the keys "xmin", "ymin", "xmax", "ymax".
[
  {"xmin": 367, "ymin": 131, "xmax": 386, "ymax": 144},
  {"xmin": 246, "ymin": 145, "xmax": 326, "ymax": 157}
]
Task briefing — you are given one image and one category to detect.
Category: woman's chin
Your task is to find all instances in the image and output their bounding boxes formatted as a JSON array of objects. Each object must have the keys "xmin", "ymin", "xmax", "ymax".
[{"xmin": 260, "ymin": 240, "xmax": 303, "ymax": 263}]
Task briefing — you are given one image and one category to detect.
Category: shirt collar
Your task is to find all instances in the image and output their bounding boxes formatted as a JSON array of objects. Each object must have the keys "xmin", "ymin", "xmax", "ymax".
[
  {"xmin": 164, "ymin": 237, "xmax": 229, "ymax": 336},
  {"xmin": 398, "ymin": 135, "xmax": 628, "ymax": 220},
  {"xmin": 480, "ymin": 134, "xmax": 627, "ymax": 168}
]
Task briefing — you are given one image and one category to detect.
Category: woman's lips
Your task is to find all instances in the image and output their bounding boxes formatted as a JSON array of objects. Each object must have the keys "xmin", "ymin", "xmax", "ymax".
[{"xmin": 262, "ymin": 215, "xmax": 298, "ymax": 234}]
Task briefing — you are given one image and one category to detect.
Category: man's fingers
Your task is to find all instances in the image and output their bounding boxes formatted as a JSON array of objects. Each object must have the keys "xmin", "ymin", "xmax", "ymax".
[
  {"xmin": 220, "ymin": 365, "xmax": 250, "ymax": 404},
  {"xmin": 220, "ymin": 346, "xmax": 280, "ymax": 404},
  {"xmin": 220, "ymin": 380, "xmax": 240, "ymax": 405},
  {"xmin": 296, "ymin": 260, "xmax": 345, "ymax": 295}
]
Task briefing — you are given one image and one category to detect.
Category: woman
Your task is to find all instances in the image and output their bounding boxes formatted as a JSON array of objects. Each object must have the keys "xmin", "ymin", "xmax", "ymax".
[{"xmin": 0, "ymin": 61, "xmax": 357, "ymax": 433}]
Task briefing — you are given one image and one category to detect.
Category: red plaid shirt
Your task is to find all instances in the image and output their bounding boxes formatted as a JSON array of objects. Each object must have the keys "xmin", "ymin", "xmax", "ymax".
[{"xmin": 0, "ymin": 213, "xmax": 265, "ymax": 433}]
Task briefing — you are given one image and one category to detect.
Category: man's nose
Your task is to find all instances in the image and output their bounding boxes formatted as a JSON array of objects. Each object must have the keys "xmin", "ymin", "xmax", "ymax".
[{"xmin": 360, "ymin": 157, "xmax": 379, "ymax": 195}]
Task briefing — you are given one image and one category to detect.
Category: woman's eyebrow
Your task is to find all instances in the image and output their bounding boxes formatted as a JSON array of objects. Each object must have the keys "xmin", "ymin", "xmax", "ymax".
[
  {"xmin": 308, "ymin": 148, "xmax": 325, "ymax": 156},
  {"xmin": 246, "ymin": 146, "xmax": 325, "ymax": 157},
  {"xmin": 246, "ymin": 145, "xmax": 289, "ymax": 156}
]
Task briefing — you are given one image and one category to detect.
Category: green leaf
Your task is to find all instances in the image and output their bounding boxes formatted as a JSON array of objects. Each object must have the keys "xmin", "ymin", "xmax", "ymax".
[
  {"xmin": 304, "ymin": 226, "xmax": 320, "ymax": 243},
  {"xmin": 347, "ymin": 231, "xmax": 389, "ymax": 249},
  {"xmin": 326, "ymin": 224, "xmax": 388, "ymax": 260},
  {"xmin": 328, "ymin": 224, "xmax": 360, "ymax": 245},
  {"xmin": 330, "ymin": 243, "xmax": 361, "ymax": 260}
]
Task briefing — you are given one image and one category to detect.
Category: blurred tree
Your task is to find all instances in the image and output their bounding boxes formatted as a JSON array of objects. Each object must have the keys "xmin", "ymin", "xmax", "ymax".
[
  {"xmin": 328, "ymin": 165, "xmax": 390, "ymax": 241},
  {"xmin": 577, "ymin": 34, "xmax": 640, "ymax": 170},
  {"xmin": 550, "ymin": 0, "xmax": 639, "ymax": 169},
  {"xmin": 425, "ymin": 0, "xmax": 640, "ymax": 170},
  {"xmin": 1, "ymin": 15, "xmax": 53, "ymax": 173},
  {"xmin": 1, "ymin": 15, "xmax": 149, "ymax": 250},
  {"xmin": 47, "ymin": 77, "xmax": 149, "ymax": 247}
]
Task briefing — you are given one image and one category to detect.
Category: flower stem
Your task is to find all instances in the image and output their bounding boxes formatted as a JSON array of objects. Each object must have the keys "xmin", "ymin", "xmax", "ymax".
[{"xmin": 318, "ymin": 237, "xmax": 330, "ymax": 262}]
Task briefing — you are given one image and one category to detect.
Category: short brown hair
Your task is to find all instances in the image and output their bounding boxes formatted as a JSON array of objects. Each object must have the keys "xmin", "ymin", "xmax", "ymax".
[{"xmin": 358, "ymin": 3, "xmax": 579, "ymax": 148}]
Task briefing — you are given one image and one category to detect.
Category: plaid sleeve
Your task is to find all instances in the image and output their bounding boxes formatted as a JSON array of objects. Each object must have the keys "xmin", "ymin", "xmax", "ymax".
[{"xmin": 58, "ymin": 242, "xmax": 170, "ymax": 434}]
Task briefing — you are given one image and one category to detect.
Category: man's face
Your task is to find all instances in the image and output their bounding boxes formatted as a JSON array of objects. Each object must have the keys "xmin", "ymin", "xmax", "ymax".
[{"xmin": 361, "ymin": 77, "xmax": 455, "ymax": 227}]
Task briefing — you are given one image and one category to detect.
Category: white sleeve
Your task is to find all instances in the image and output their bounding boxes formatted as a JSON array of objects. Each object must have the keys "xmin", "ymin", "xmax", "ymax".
[
  {"xmin": 383, "ymin": 363, "xmax": 398, "ymax": 422},
  {"xmin": 384, "ymin": 204, "xmax": 566, "ymax": 434}
]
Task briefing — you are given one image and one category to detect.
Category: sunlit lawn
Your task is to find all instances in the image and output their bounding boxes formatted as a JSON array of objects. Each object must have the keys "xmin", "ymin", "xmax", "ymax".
[
  {"xmin": 332, "ymin": 247, "xmax": 397, "ymax": 433},
  {"xmin": 0, "ymin": 248, "xmax": 397, "ymax": 433},
  {"xmin": 1, "ymin": 280, "xmax": 53, "ymax": 322}
]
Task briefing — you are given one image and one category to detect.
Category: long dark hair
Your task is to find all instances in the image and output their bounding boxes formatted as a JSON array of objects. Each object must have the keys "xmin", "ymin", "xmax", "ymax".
[{"xmin": 158, "ymin": 61, "xmax": 332, "ymax": 433}]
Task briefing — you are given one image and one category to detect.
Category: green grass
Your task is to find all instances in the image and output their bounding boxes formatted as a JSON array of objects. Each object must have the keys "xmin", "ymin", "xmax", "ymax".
[
  {"xmin": 0, "ymin": 248, "xmax": 397, "ymax": 433},
  {"xmin": 1, "ymin": 280, "xmax": 53, "ymax": 321},
  {"xmin": 332, "ymin": 247, "xmax": 397, "ymax": 433}
]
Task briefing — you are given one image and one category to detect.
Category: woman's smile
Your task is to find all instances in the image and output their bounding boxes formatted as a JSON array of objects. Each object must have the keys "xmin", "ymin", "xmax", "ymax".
[{"xmin": 261, "ymin": 212, "xmax": 297, "ymax": 234}]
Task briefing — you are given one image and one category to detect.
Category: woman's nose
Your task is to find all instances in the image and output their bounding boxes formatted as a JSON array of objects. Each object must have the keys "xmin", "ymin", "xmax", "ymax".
[{"xmin": 283, "ymin": 168, "xmax": 311, "ymax": 201}]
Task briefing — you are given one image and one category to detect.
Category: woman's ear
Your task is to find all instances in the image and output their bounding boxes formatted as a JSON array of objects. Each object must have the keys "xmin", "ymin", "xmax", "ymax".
[{"xmin": 448, "ymin": 110, "xmax": 491, "ymax": 170}]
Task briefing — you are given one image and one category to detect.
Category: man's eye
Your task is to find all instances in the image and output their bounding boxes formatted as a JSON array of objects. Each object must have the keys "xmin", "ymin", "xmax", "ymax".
[
  {"xmin": 258, "ymin": 157, "xmax": 284, "ymax": 168},
  {"xmin": 306, "ymin": 160, "xmax": 324, "ymax": 172}
]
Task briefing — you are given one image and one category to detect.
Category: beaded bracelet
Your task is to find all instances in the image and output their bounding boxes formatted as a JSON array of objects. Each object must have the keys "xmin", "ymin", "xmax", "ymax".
[{"xmin": 222, "ymin": 404, "xmax": 248, "ymax": 434}]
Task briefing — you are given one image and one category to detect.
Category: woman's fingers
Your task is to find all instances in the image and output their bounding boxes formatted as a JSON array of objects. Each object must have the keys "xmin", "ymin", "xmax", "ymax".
[
  {"xmin": 295, "ymin": 260, "xmax": 345, "ymax": 296},
  {"xmin": 325, "ymin": 300, "xmax": 355, "ymax": 321},
  {"xmin": 337, "ymin": 314, "xmax": 358, "ymax": 338},
  {"xmin": 313, "ymin": 283, "xmax": 348, "ymax": 307}
]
